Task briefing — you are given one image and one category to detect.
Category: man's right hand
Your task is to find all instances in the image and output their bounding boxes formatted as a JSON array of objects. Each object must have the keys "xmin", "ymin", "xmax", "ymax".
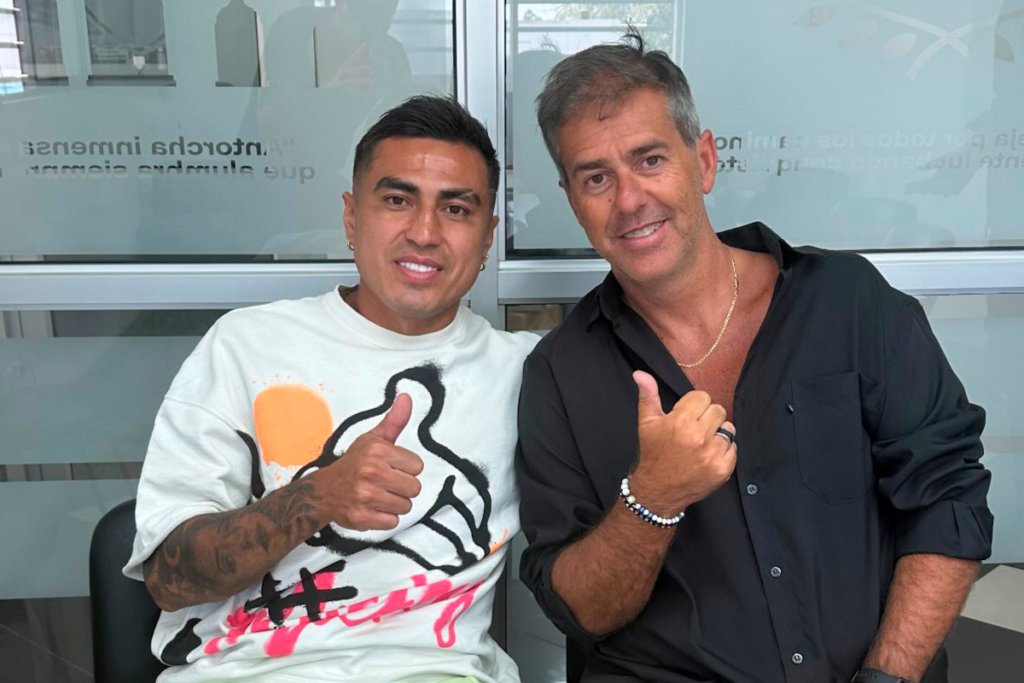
[
  {"xmin": 312, "ymin": 393, "xmax": 424, "ymax": 531},
  {"xmin": 628, "ymin": 371, "xmax": 737, "ymax": 515},
  {"xmin": 144, "ymin": 395, "xmax": 422, "ymax": 612}
]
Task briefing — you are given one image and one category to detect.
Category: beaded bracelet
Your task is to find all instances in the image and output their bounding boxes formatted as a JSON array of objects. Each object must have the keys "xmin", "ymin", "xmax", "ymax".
[{"xmin": 619, "ymin": 477, "xmax": 685, "ymax": 528}]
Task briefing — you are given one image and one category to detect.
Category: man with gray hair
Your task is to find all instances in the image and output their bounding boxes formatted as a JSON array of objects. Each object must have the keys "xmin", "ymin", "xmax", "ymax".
[{"xmin": 515, "ymin": 30, "xmax": 992, "ymax": 683}]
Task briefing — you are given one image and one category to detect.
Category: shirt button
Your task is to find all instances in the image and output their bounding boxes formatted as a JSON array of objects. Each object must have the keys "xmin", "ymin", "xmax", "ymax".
[
  {"xmin": 787, "ymin": 404, "xmax": 795, "ymax": 413},
  {"xmin": 791, "ymin": 653, "xmax": 804, "ymax": 665},
  {"xmin": 770, "ymin": 566, "xmax": 782, "ymax": 578},
  {"xmin": 746, "ymin": 484, "xmax": 759, "ymax": 495}
]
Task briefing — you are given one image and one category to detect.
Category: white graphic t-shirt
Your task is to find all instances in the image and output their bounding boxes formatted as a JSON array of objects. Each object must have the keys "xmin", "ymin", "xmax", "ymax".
[{"xmin": 124, "ymin": 289, "xmax": 538, "ymax": 683}]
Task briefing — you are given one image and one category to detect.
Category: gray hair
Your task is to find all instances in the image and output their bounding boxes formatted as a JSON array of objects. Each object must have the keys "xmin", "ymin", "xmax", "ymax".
[{"xmin": 536, "ymin": 29, "xmax": 701, "ymax": 183}]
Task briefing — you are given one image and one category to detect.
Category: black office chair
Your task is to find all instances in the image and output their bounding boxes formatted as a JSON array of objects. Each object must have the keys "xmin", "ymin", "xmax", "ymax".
[{"xmin": 89, "ymin": 498, "xmax": 167, "ymax": 683}]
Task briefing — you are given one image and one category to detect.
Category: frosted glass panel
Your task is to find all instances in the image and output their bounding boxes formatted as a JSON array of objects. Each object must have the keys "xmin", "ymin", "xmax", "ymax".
[
  {"xmin": 0, "ymin": 309, "xmax": 224, "ymax": 599},
  {"xmin": 922, "ymin": 294, "xmax": 1024, "ymax": 564},
  {"xmin": 0, "ymin": 310, "xmax": 221, "ymax": 465},
  {"xmin": 507, "ymin": 0, "xmax": 1024, "ymax": 254},
  {"xmin": 0, "ymin": 480, "xmax": 139, "ymax": 598},
  {"xmin": 0, "ymin": 0, "xmax": 454, "ymax": 261}
]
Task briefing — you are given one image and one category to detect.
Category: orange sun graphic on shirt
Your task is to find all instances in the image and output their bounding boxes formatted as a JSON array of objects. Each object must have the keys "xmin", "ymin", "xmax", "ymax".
[{"xmin": 253, "ymin": 384, "xmax": 334, "ymax": 468}]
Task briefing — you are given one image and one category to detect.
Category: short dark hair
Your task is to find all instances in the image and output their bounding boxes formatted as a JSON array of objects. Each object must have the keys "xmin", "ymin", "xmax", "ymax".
[
  {"xmin": 353, "ymin": 95, "xmax": 500, "ymax": 207},
  {"xmin": 536, "ymin": 28, "xmax": 700, "ymax": 183}
]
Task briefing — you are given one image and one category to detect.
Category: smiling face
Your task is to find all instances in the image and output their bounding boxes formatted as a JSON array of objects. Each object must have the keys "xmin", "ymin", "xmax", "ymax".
[
  {"xmin": 556, "ymin": 87, "xmax": 718, "ymax": 287},
  {"xmin": 343, "ymin": 137, "xmax": 498, "ymax": 335}
]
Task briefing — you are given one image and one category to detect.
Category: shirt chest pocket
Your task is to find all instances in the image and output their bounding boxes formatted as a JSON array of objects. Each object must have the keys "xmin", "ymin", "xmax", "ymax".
[{"xmin": 792, "ymin": 371, "xmax": 874, "ymax": 504}]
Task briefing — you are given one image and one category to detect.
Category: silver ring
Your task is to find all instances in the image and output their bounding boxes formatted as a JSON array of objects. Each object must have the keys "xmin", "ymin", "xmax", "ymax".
[{"xmin": 715, "ymin": 427, "xmax": 735, "ymax": 446}]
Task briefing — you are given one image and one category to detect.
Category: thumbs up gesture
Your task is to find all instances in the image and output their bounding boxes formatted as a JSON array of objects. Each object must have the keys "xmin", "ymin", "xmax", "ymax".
[
  {"xmin": 629, "ymin": 371, "xmax": 737, "ymax": 515},
  {"xmin": 316, "ymin": 393, "xmax": 424, "ymax": 531}
]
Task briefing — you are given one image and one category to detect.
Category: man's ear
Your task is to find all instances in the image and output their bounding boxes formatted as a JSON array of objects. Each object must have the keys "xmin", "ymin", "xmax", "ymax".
[
  {"xmin": 696, "ymin": 129, "xmax": 718, "ymax": 195},
  {"xmin": 485, "ymin": 214, "xmax": 499, "ymax": 252},
  {"xmin": 343, "ymin": 191, "xmax": 357, "ymax": 247}
]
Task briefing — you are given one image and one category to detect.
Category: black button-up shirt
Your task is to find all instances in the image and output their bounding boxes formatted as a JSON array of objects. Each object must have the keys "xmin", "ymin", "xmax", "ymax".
[{"xmin": 516, "ymin": 223, "xmax": 994, "ymax": 683}]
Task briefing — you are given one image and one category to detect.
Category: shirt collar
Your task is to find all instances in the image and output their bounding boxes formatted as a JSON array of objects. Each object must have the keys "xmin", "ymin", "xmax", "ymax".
[{"xmin": 588, "ymin": 222, "xmax": 798, "ymax": 329}]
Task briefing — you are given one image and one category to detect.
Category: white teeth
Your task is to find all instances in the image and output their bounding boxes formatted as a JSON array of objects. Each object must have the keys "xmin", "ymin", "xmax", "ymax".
[
  {"xmin": 399, "ymin": 261, "xmax": 439, "ymax": 273},
  {"xmin": 624, "ymin": 221, "xmax": 662, "ymax": 239}
]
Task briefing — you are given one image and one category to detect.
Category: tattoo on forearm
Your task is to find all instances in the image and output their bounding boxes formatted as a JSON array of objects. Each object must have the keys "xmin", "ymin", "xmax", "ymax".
[
  {"xmin": 143, "ymin": 481, "xmax": 322, "ymax": 610},
  {"xmin": 255, "ymin": 523, "xmax": 270, "ymax": 553}
]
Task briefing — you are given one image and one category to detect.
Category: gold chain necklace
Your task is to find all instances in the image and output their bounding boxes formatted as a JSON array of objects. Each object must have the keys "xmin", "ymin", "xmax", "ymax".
[{"xmin": 677, "ymin": 251, "xmax": 739, "ymax": 369}]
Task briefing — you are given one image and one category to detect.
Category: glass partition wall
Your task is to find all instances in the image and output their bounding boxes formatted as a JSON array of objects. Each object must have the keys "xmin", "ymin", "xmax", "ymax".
[{"xmin": 1, "ymin": 1, "xmax": 1022, "ymax": 681}]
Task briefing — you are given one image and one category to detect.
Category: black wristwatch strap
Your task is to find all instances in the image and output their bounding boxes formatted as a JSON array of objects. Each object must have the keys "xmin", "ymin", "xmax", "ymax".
[{"xmin": 851, "ymin": 667, "xmax": 915, "ymax": 683}]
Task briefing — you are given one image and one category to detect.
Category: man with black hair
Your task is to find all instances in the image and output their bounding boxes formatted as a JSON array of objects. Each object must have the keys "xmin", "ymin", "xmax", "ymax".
[
  {"xmin": 124, "ymin": 95, "xmax": 534, "ymax": 683},
  {"xmin": 516, "ymin": 31, "xmax": 992, "ymax": 683}
]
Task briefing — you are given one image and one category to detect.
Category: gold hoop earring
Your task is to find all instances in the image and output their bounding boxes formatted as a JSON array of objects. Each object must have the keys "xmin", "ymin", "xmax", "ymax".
[
  {"xmin": 479, "ymin": 254, "xmax": 489, "ymax": 272},
  {"xmin": 347, "ymin": 241, "xmax": 355, "ymax": 251}
]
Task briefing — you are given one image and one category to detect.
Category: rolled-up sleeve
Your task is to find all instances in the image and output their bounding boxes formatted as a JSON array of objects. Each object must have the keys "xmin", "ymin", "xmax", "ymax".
[
  {"xmin": 515, "ymin": 350, "xmax": 610, "ymax": 644},
  {"xmin": 872, "ymin": 297, "xmax": 994, "ymax": 561}
]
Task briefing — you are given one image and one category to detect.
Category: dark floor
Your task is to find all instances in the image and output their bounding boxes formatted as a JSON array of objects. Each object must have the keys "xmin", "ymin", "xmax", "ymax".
[
  {"xmin": 0, "ymin": 597, "xmax": 93, "ymax": 682},
  {"xmin": 2, "ymin": 579, "xmax": 1022, "ymax": 683}
]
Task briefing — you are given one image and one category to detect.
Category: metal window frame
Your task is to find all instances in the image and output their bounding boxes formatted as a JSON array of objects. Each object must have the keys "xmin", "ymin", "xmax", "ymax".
[
  {"xmin": 465, "ymin": 0, "xmax": 504, "ymax": 329},
  {"xmin": 0, "ymin": 263, "xmax": 361, "ymax": 310},
  {"xmin": 498, "ymin": 251, "xmax": 1024, "ymax": 304}
]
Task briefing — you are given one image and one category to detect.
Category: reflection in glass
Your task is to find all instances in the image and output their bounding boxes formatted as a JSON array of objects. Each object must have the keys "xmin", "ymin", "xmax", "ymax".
[
  {"xmin": 507, "ymin": 1, "xmax": 677, "ymax": 256},
  {"xmin": 313, "ymin": 0, "xmax": 409, "ymax": 88},
  {"xmin": 509, "ymin": 46, "xmax": 590, "ymax": 256},
  {"xmin": 215, "ymin": 0, "xmax": 263, "ymax": 87},
  {"xmin": 85, "ymin": 0, "xmax": 175, "ymax": 84},
  {"xmin": 248, "ymin": 0, "xmax": 418, "ymax": 258},
  {"xmin": 514, "ymin": 2, "xmax": 673, "ymax": 54},
  {"xmin": 10, "ymin": 0, "xmax": 68, "ymax": 85}
]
